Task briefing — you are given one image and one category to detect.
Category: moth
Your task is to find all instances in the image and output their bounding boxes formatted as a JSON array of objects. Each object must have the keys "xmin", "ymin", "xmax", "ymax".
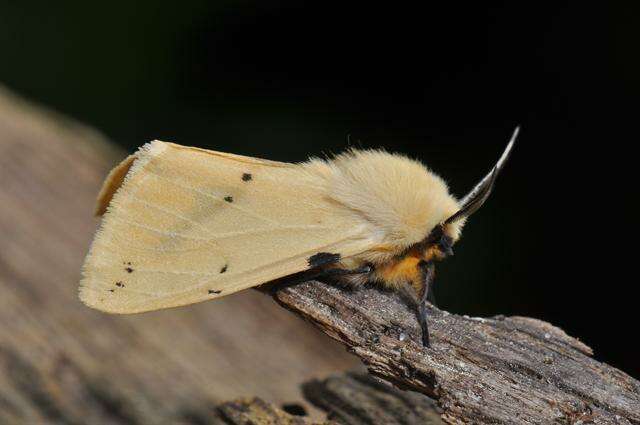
[{"xmin": 80, "ymin": 127, "xmax": 518, "ymax": 346}]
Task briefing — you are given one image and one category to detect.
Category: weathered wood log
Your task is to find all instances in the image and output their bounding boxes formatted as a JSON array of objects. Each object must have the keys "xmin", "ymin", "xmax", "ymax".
[
  {"xmin": 213, "ymin": 372, "xmax": 445, "ymax": 425},
  {"xmin": 303, "ymin": 371, "xmax": 443, "ymax": 424},
  {"xmin": 213, "ymin": 397, "xmax": 321, "ymax": 424},
  {"xmin": 273, "ymin": 281, "xmax": 640, "ymax": 424}
]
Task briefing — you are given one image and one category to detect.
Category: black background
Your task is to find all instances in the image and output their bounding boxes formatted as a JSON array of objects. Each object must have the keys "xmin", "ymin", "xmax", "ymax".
[{"xmin": 2, "ymin": 2, "xmax": 637, "ymax": 377}]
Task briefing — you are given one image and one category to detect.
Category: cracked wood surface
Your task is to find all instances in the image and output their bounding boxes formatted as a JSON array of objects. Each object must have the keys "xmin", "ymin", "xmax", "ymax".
[
  {"xmin": 273, "ymin": 281, "xmax": 640, "ymax": 424},
  {"xmin": 213, "ymin": 372, "xmax": 444, "ymax": 424},
  {"xmin": 303, "ymin": 371, "xmax": 443, "ymax": 424}
]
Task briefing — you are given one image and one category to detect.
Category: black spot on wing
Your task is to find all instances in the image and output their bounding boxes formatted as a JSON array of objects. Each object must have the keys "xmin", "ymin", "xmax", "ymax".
[
  {"xmin": 115, "ymin": 281, "xmax": 124, "ymax": 288},
  {"xmin": 208, "ymin": 289, "xmax": 222, "ymax": 295},
  {"xmin": 242, "ymin": 173, "xmax": 252, "ymax": 181},
  {"xmin": 307, "ymin": 252, "xmax": 341, "ymax": 268},
  {"xmin": 220, "ymin": 265, "xmax": 228, "ymax": 273},
  {"xmin": 224, "ymin": 196, "xmax": 233, "ymax": 203},
  {"xmin": 125, "ymin": 267, "xmax": 134, "ymax": 273}
]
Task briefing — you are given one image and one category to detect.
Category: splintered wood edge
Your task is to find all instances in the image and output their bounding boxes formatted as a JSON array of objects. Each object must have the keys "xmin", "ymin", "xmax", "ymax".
[{"xmin": 271, "ymin": 280, "xmax": 640, "ymax": 424}]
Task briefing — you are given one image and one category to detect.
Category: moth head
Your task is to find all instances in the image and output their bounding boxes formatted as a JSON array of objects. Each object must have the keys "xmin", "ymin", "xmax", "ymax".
[
  {"xmin": 423, "ymin": 223, "xmax": 456, "ymax": 261},
  {"xmin": 424, "ymin": 126, "xmax": 519, "ymax": 261}
]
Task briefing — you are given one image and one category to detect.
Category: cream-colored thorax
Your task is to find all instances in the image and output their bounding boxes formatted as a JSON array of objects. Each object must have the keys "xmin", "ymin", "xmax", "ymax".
[{"xmin": 304, "ymin": 149, "xmax": 464, "ymax": 268}]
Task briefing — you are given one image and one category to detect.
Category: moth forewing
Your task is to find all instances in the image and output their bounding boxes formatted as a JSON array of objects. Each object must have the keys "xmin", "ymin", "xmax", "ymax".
[{"xmin": 80, "ymin": 141, "xmax": 375, "ymax": 314}]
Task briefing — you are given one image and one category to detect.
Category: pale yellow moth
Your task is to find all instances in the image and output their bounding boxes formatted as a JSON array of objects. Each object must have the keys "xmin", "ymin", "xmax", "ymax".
[{"xmin": 80, "ymin": 128, "xmax": 518, "ymax": 345}]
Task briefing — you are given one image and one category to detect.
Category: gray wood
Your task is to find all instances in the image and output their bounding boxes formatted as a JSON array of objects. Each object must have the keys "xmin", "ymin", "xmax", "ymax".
[
  {"xmin": 274, "ymin": 281, "xmax": 640, "ymax": 424},
  {"xmin": 303, "ymin": 372, "xmax": 443, "ymax": 425}
]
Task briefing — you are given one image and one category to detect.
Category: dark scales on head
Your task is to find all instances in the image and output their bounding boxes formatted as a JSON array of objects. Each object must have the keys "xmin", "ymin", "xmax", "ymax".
[
  {"xmin": 242, "ymin": 173, "xmax": 252, "ymax": 181},
  {"xmin": 420, "ymin": 224, "xmax": 453, "ymax": 257},
  {"xmin": 224, "ymin": 196, "xmax": 233, "ymax": 203},
  {"xmin": 307, "ymin": 252, "xmax": 341, "ymax": 268}
]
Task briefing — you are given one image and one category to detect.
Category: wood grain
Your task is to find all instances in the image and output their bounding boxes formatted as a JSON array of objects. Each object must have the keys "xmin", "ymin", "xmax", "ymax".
[{"xmin": 273, "ymin": 281, "xmax": 640, "ymax": 424}]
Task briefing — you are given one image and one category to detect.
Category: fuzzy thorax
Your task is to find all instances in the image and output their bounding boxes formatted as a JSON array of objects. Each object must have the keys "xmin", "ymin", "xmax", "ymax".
[{"xmin": 304, "ymin": 149, "xmax": 464, "ymax": 266}]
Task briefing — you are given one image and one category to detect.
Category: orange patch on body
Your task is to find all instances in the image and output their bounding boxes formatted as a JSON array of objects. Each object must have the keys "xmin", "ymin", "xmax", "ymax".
[
  {"xmin": 374, "ymin": 245, "xmax": 444, "ymax": 292},
  {"xmin": 376, "ymin": 255, "xmax": 422, "ymax": 289}
]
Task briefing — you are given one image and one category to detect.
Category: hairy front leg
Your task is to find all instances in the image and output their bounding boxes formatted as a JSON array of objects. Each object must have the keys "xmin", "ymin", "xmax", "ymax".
[
  {"xmin": 417, "ymin": 260, "xmax": 436, "ymax": 347},
  {"xmin": 273, "ymin": 263, "xmax": 374, "ymax": 292}
]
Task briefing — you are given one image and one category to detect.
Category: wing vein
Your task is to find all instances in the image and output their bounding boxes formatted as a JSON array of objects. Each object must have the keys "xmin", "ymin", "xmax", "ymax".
[
  {"xmin": 118, "ymin": 195, "xmax": 336, "ymax": 239},
  {"xmin": 109, "ymin": 215, "xmax": 218, "ymax": 242},
  {"xmin": 128, "ymin": 194, "xmax": 219, "ymax": 237},
  {"xmin": 145, "ymin": 170, "xmax": 282, "ymax": 225}
]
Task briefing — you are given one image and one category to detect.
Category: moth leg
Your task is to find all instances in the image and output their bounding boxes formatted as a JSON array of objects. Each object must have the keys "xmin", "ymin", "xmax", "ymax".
[
  {"xmin": 319, "ymin": 265, "xmax": 374, "ymax": 290},
  {"xmin": 271, "ymin": 265, "xmax": 373, "ymax": 292},
  {"xmin": 321, "ymin": 264, "xmax": 373, "ymax": 277},
  {"xmin": 427, "ymin": 277, "xmax": 437, "ymax": 306},
  {"xmin": 417, "ymin": 261, "xmax": 435, "ymax": 347}
]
